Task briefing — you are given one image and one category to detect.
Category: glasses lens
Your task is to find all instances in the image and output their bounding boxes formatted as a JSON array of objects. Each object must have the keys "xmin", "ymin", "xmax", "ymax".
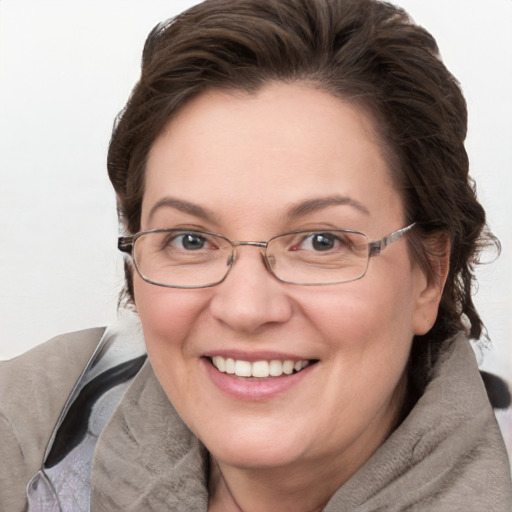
[
  {"xmin": 267, "ymin": 230, "xmax": 369, "ymax": 284},
  {"xmin": 133, "ymin": 230, "xmax": 232, "ymax": 288}
]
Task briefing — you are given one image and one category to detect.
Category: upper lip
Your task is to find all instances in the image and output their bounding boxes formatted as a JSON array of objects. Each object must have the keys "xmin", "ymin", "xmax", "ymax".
[{"xmin": 202, "ymin": 350, "xmax": 315, "ymax": 362}]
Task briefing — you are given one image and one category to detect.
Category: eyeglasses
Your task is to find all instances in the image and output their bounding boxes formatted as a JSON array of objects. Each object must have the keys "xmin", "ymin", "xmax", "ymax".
[{"xmin": 118, "ymin": 223, "xmax": 415, "ymax": 289}]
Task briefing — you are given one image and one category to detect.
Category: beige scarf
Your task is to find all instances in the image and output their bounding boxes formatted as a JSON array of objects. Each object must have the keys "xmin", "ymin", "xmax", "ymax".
[{"xmin": 88, "ymin": 333, "xmax": 511, "ymax": 511}]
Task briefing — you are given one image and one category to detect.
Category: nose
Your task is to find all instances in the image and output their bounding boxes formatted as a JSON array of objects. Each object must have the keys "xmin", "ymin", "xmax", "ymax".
[{"xmin": 209, "ymin": 246, "xmax": 294, "ymax": 334}]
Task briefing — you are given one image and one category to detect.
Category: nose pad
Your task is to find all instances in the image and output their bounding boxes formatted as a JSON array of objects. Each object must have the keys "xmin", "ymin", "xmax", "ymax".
[
  {"xmin": 262, "ymin": 252, "xmax": 276, "ymax": 274},
  {"xmin": 225, "ymin": 245, "xmax": 273, "ymax": 276},
  {"xmin": 226, "ymin": 252, "xmax": 236, "ymax": 267}
]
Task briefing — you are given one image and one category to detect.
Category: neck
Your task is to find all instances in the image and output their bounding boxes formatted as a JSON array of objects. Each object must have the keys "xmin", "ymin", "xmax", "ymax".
[
  {"xmin": 207, "ymin": 442, "xmax": 378, "ymax": 512},
  {"xmin": 208, "ymin": 458, "xmax": 329, "ymax": 512}
]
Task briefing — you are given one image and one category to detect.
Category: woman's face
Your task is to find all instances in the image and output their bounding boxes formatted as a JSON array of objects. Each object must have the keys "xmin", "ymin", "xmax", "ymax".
[{"xmin": 135, "ymin": 83, "xmax": 440, "ymax": 477}]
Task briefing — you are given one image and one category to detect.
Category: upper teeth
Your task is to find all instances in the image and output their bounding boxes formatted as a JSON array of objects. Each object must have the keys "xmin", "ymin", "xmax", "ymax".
[{"xmin": 211, "ymin": 356, "xmax": 310, "ymax": 378}]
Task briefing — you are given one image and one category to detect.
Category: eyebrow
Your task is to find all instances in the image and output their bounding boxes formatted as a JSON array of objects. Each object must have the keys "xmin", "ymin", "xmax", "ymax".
[
  {"xmin": 148, "ymin": 197, "xmax": 219, "ymax": 223},
  {"xmin": 148, "ymin": 194, "xmax": 369, "ymax": 225},
  {"xmin": 286, "ymin": 195, "xmax": 370, "ymax": 219}
]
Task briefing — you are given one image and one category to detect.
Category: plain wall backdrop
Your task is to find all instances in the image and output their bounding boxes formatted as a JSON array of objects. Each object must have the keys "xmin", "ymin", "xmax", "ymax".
[{"xmin": 1, "ymin": 1, "xmax": 511, "ymax": 386}]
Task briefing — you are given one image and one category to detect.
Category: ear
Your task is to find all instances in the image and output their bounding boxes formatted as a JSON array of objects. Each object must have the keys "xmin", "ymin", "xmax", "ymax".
[{"xmin": 412, "ymin": 234, "xmax": 450, "ymax": 335}]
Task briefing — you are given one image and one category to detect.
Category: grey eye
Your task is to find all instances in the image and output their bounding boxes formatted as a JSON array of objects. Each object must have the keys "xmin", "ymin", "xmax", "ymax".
[
  {"xmin": 179, "ymin": 233, "xmax": 207, "ymax": 250},
  {"xmin": 298, "ymin": 232, "xmax": 344, "ymax": 252},
  {"xmin": 162, "ymin": 232, "xmax": 210, "ymax": 251},
  {"xmin": 310, "ymin": 233, "xmax": 337, "ymax": 251}
]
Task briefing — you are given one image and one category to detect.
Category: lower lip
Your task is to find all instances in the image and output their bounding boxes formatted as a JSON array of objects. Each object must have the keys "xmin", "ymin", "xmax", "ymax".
[{"xmin": 202, "ymin": 358, "xmax": 315, "ymax": 401}]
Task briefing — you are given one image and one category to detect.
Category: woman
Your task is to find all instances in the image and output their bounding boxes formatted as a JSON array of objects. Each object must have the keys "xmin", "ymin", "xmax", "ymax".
[{"xmin": 1, "ymin": 0, "xmax": 510, "ymax": 510}]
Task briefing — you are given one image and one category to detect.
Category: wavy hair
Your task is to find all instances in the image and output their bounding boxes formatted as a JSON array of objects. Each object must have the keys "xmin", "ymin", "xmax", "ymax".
[{"xmin": 108, "ymin": 0, "xmax": 498, "ymax": 385}]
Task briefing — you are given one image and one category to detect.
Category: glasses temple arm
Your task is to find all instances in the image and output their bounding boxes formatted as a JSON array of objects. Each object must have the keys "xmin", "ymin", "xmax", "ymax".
[
  {"xmin": 118, "ymin": 236, "xmax": 134, "ymax": 254},
  {"xmin": 368, "ymin": 223, "xmax": 416, "ymax": 257}
]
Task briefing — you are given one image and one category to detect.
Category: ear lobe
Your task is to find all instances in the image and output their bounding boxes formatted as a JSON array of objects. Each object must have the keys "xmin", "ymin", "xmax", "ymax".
[{"xmin": 412, "ymin": 234, "xmax": 450, "ymax": 335}]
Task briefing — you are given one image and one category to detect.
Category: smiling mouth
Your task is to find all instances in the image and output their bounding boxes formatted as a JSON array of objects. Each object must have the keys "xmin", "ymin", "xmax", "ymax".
[{"xmin": 209, "ymin": 356, "xmax": 316, "ymax": 378}]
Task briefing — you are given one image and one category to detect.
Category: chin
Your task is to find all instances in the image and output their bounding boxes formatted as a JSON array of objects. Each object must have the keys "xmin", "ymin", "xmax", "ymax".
[
  {"xmin": 202, "ymin": 421, "xmax": 311, "ymax": 470},
  {"xmin": 213, "ymin": 445, "xmax": 304, "ymax": 470}
]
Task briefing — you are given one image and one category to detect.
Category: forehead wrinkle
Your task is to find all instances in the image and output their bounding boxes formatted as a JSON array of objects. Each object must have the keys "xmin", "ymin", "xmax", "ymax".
[
  {"xmin": 148, "ymin": 196, "xmax": 219, "ymax": 224},
  {"xmin": 286, "ymin": 195, "xmax": 370, "ymax": 220}
]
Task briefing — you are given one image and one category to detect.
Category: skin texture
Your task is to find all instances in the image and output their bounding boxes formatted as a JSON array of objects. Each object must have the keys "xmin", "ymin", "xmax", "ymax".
[{"xmin": 133, "ymin": 83, "xmax": 445, "ymax": 512}]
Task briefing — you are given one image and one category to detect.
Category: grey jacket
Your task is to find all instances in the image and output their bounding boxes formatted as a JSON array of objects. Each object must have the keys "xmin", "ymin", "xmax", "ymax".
[{"xmin": 1, "ymin": 317, "xmax": 511, "ymax": 511}]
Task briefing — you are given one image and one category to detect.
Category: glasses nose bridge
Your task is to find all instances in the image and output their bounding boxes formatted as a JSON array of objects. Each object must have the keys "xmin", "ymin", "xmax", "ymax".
[
  {"xmin": 231, "ymin": 240, "xmax": 268, "ymax": 249},
  {"xmin": 227, "ymin": 240, "xmax": 272, "ymax": 272}
]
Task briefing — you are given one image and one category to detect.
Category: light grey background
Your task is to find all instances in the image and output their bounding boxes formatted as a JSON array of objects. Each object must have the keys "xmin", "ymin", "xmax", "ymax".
[{"xmin": 1, "ymin": 1, "xmax": 511, "ymax": 389}]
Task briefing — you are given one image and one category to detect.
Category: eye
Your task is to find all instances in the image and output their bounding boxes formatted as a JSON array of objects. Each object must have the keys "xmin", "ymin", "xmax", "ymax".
[
  {"xmin": 178, "ymin": 233, "xmax": 207, "ymax": 250},
  {"xmin": 299, "ymin": 232, "xmax": 346, "ymax": 252},
  {"xmin": 163, "ymin": 232, "xmax": 214, "ymax": 252}
]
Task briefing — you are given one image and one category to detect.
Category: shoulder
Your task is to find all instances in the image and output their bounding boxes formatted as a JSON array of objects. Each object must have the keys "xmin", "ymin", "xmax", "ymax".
[
  {"xmin": 0, "ymin": 327, "xmax": 106, "ymax": 433},
  {"xmin": 0, "ymin": 327, "xmax": 105, "ymax": 511}
]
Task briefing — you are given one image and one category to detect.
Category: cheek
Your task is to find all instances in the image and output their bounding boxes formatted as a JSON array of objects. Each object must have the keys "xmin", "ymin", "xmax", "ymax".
[
  {"xmin": 300, "ymin": 263, "xmax": 417, "ymax": 392},
  {"xmin": 305, "ymin": 278, "xmax": 416, "ymax": 348},
  {"xmin": 133, "ymin": 277, "xmax": 209, "ymax": 360},
  {"xmin": 133, "ymin": 278, "xmax": 216, "ymax": 417}
]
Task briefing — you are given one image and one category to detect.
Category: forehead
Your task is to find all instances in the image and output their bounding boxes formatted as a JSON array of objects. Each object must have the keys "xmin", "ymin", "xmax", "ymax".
[{"xmin": 142, "ymin": 83, "xmax": 403, "ymax": 235}]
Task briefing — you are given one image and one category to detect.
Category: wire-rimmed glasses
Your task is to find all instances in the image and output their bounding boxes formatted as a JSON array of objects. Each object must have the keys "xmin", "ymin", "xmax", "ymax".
[{"xmin": 118, "ymin": 223, "xmax": 415, "ymax": 289}]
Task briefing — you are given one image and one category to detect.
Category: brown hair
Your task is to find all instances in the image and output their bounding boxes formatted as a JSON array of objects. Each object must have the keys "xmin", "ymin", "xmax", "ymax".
[{"xmin": 108, "ymin": 0, "xmax": 497, "ymax": 380}]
